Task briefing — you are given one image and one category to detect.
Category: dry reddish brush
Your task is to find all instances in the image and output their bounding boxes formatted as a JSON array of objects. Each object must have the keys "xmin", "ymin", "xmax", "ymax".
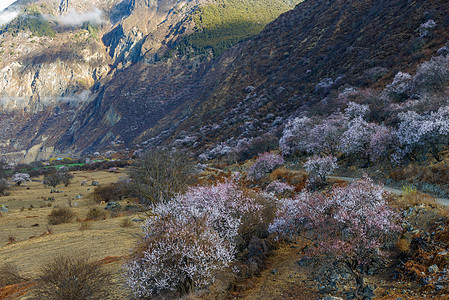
[
  {"xmin": 390, "ymin": 163, "xmax": 449, "ymax": 186},
  {"xmin": 33, "ymin": 255, "xmax": 112, "ymax": 300},
  {"xmin": 0, "ymin": 263, "xmax": 27, "ymax": 288},
  {"xmin": 269, "ymin": 167, "xmax": 308, "ymax": 191},
  {"xmin": 92, "ymin": 182, "xmax": 131, "ymax": 203},
  {"xmin": 47, "ymin": 207, "xmax": 76, "ymax": 225},
  {"xmin": 86, "ymin": 208, "xmax": 108, "ymax": 220}
]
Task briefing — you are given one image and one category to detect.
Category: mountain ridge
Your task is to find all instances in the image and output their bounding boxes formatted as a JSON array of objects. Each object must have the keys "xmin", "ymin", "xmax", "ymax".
[{"xmin": 2, "ymin": 0, "xmax": 449, "ymax": 162}]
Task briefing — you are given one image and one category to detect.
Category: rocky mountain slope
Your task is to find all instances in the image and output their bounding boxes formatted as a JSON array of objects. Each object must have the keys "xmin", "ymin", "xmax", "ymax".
[
  {"xmin": 158, "ymin": 0, "xmax": 449, "ymax": 159},
  {"xmin": 0, "ymin": 0, "xmax": 299, "ymax": 161},
  {"xmin": 1, "ymin": 0, "xmax": 449, "ymax": 162}
]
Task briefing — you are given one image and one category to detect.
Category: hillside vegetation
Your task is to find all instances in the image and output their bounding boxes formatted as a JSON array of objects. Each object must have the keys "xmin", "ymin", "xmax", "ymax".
[{"xmin": 177, "ymin": 0, "xmax": 302, "ymax": 57}]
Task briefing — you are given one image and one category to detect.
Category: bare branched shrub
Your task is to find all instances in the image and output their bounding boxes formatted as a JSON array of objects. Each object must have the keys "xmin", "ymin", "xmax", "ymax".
[
  {"xmin": 47, "ymin": 207, "xmax": 75, "ymax": 225},
  {"xmin": 86, "ymin": 208, "xmax": 108, "ymax": 220},
  {"xmin": 92, "ymin": 182, "xmax": 131, "ymax": 203},
  {"xmin": 0, "ymin": 179, "xmax": 10, "ymax": 196},
  {"xmin": 128, "ymin": 150, "xmax": 195, "ymax": 205},
  {"xmin": 0, "ymin": 262, "xmax": 26, "ymax": 287},
  {"xmin": 33, "ymin": 255, "xmax": 112, "ymax": 300},
  {"xmin": 120, "ymin": 218, "xmax": 133, "ymax": 227},
  {"xmin": 43, "ymin": 172, "xmax": 74, "ymax": 188}
]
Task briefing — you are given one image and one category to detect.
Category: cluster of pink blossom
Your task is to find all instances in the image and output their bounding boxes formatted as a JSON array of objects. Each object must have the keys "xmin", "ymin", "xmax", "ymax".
[
  {"xmin": 396, "ymin": 107, "xmax": 449, "ymax": 161},
  {"xmin": 306, "ymin": 113, "xmax": 346, "ymax": 155},
  {"xmin": 269, "ymin": 177, "xmax": 400, "ymax": 291},
  {"xmin": 279, "ymin": 116, "xmax": 312, "ymax": 156},
  {"xmin": 125, "ymin": 216, "xmax": 234, "ymax": 298},
  {"xmin": 247, "ymin": 152, "xmax": 284, "ymax": 180},
  {"xmin": 279, "ymin": 102, "xmax": 399, "ymax": 163},
  {"xmin": 338, "ymin": 117, "xmax": 375, "ymax": 156},
  {"xmin": 11, "ymin": 173, "xmax": 31, "ymax": 186},
  {"xmin": 125, "ymin": 180, "xmax": 261, "ymax": 297},
  {"xmin": 368, "ymin": 125, "xmax": 395, "ymax": 162},
  {"xmin": 303, "ymin": 155, "xmax": 337, "ymax": 183},
  {"xmin": 344, "ymin": 102, "xmax": 370, "ymax": 119}
]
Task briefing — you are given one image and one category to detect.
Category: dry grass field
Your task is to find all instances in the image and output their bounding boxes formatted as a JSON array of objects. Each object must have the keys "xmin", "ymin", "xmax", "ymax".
[{"xmin": 0, "ymin": 169, "xmax": 143, "ymax": 299}]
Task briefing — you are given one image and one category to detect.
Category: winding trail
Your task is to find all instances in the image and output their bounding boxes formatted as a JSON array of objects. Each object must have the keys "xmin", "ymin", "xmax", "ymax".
[{"xmin": 328, "ymin": 176, "xmax": 449, "ymax": 206}]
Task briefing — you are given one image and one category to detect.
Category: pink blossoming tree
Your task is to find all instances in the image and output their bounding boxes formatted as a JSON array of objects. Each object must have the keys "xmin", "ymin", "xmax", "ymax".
[
  {"xmin": 247, "ymin": 152, "xmax": 284, "ymax": 180},
  {"xmin": 303, "ymin": 155, "xmax": 337, "ymax": 185},
  {"xmin": 125, "ymin": 180, "xmax": 261, "ymax": 298},
  {"xmin": 269, "ymin": 177, "xmax": 400, "ymax": 296}
]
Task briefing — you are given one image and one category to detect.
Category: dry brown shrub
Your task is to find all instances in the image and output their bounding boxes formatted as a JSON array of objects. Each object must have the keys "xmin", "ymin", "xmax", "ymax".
[
  {"xmin": 79, "ymin": 221, "xmax": 91, "ymax": 231},
  {"xmin": 120, "ymin": 218, "xmax": 133, "ymax": 228},
  {"xmin": 396, "ymin": 238, "xmax": 411, "ymax": 254},
  {"xmin": 390, "ymin": 163, "xmax": 449, "ymax": 185},
  {"xmin": 86, "ymin": 208, "xmax": 108, "ymax": 220},
  {"xmin": 0, "ymin": 263, "xmax": 27, "ymax": 287},
  {"xmin": 47, "ymin": 207, "xmax": 75, "ymax": 225},
  {"xmin": 400, "ymin": 191, "xmax": 437, "ymax": 208},
  {"xmin": 92, "ymin": 182, "xmax": 130, "ymax": 203},
  {"xmin": 269, "ymin": 167, "xmax": 308, "ymax": 191},
  {"xmin": 33, "ymin": 255, "xmax": 112, "ymax": 300},
  {"xmin": 238, "ymin": 191, "xmax": 277, "ymax": 248},
  {"xmin": 7, "ymin": 235, "xmax": 16, "ymax": 244}
]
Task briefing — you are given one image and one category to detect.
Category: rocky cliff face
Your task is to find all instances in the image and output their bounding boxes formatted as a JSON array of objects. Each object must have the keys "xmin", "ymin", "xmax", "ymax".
[{"xmin": 0, "ymin": 0, "xmax": 203, "ymax": 160}]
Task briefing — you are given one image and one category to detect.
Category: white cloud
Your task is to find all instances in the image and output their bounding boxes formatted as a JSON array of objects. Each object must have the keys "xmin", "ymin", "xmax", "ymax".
[
  {"xmin": 0, "ymin": 96, "xmax": 28, "ymax": 107},
  {"xmin": 0, "ymin": 0, "xmax": 20, "ymax": 27},
  {"xmin": 41, "ymin": 90, "xmax": 92, "ymax": 104},
  {"xmin": 51, "ymin": 8, "xmax": 104, "ymax": 27},
  {"xmin": 0, "ymin": 10, "xmax": 18, "ymax": 26},
  {"xmin": 0, "ymin": 0, "xmax": 18, "ymax": 13}
]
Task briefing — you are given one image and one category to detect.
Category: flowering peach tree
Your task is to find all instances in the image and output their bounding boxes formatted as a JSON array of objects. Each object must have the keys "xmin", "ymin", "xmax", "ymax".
[
  {"xmin": 125, "ymin": 180, "xmax": 261, "ymax": 298},
  {"xmin": 269, "ymin": 177, "xmax": 400, "ymax": 295},
  {"xmin": 11, "ymin": 173, "xmax": 31, "ymax": 186},
  {"xmin": 247, "ymin": 152, "xmax": 284, "ymax": 180},
  {"xmin": 303, "ymin": 155, "xmax": 337, "ymax": 184}
]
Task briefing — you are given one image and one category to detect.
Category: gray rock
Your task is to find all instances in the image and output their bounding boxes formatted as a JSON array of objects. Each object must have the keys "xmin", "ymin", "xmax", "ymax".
[
  {"xmin": 0, "ymin": 204, "xmax": 8, "ymax": 213},
  {"xmin": 428, "ymin": 264, "xmax": 439, "ymax": 274},
  {"xmin": 323, "ymin": 296, "xmax": 343, "ymax": 300},
  {"xmin": 297, "ymin": 257, "xmax": 312, "ymax": 266},
  {"xmin": 435, "ymin": 285, "xmax": 444, "ymax": 291},
  {"xmin": 362, "ymin": 284, "xmax": 376, "ymax": 300},
  {"xmin": 421, "ymin": 277, "xmax": 430, "ymax": 286},
  {"xmin": 345, "ymin": 291, "xmax": 356, "ymax": 300},
  {"xmin": 105, "ymin": 201, "xmax": 121, "ymax": 211}
]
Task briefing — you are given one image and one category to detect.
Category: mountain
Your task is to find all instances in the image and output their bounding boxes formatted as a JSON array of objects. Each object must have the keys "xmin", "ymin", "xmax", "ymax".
[
  {"xmin": 1, "ymin": 0, "xmax": 449, "ymax": 162},
  {"xmin": 149, "ymin": 0, "xmax": 449, "ymax": 159},
  {"xmin": 0, "ymin": 0, "xmax": 300, "ymax": 162}
]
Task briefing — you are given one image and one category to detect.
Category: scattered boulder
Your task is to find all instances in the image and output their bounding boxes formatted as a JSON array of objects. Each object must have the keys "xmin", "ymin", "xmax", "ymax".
[
  {"xmin": 428, "ymin": 264, "xmax": 439, "ymax": 274},
  {"xmin": 362, "ymin": 284, "xmax": 376, "ymax": 300},
  {"xmin": 105, "ymin": 201, "xmax": 121, "ymax": 211},
  {"xmin": 0, "ymin": 204, "xmax": 8, "ymax": 213},
  {"xmin": 0, "ymin": 204, "xmax": 9, "ymax": 212},
  {"xmin": 323, "ymin": 296, "xmax": 343, "ymax": 300}
]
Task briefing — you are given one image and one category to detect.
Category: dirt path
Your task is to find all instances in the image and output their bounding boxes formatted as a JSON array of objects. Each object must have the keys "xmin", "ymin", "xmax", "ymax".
[
  {"xmin": 228, "ymin": 239, "xmax": 316, "ymax": 300},
  {"xmin": 328, "ymin": 176, "xmax": 449, "ymax": 206}
]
